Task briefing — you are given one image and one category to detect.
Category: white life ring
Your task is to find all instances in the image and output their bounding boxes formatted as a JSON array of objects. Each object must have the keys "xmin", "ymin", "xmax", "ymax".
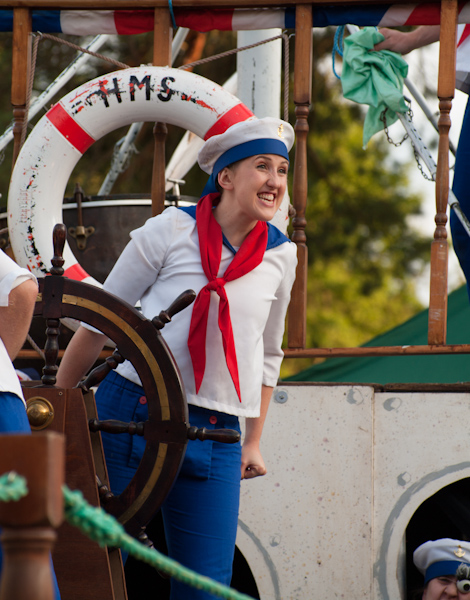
[{"xmin": 8, "ymin": 66, "xmax": 254, "ymax": 285}]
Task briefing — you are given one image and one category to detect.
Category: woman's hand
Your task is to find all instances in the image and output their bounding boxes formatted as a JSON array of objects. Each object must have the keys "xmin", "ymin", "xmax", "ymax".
[
  {"xmin": 241, "ymin": 385, "xmax": 273, "ymax": 479},
  {"xmin": 241, "ymin": 440, "xmax": 267, "ymax": 479}
]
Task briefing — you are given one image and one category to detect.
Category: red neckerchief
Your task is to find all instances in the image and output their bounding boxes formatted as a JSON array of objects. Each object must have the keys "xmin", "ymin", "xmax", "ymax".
[{"xmin": 187, "ymin": 193, "xmax": 268, "ymax": 401}]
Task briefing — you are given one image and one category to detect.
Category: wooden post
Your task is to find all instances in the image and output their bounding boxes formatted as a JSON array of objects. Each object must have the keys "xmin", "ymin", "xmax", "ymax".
[
  {"xmin": 152, "ymin": 121, "xmax": 168, "ymax": 217},
  {"xmin": 288, "ymin": 4, "xmax": 312, "ymax": 349},
  {"xmin": 11, "ymin": 8, "xmax": 32, "ymax": 168},
  {"xmin": 153, "ymin": 8, "xmax": 172, "ymax": 67},
  {"xmin": 0, "ymin": 432, "xmax": 64, "ymax": 600},
  {"xmin": 151, "ymin": 8, "xmax": 173, "ymax": 217},
  {"xmin": 428, "ymin": 0, "xmax": 458, "ymax": 345},
  {"xmin": 24, "ymin": 385, "xmax": 128, "ymax": 599}
]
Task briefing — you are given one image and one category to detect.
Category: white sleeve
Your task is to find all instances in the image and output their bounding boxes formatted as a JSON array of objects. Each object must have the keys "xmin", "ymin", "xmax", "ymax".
[
  {"xmin": 102, "ymin": 207, "xmax": 178, "ymax": 306},
  {"xmin": 262, "ymin": 242, "xmax": 298, "ymax": 387},
  {"xmin": 0, "ymin": 251, "xmax": 37, "ymax": 307}
]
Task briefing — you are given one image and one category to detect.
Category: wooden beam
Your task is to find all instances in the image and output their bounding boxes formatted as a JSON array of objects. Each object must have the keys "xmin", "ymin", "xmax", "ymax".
[
  {"xmin": 151, "ymin": 8, "xmax": 173, "ymax": 217},
  {"xmin": 0, "ymin": 0, "xmax": 314, "ymax": 7},
  {"xmin": 11, "ymin": 8, "xmax": 31, "ymax": 168},
  {"xmin": 152, "ymin": 121, "xmax": 168, "ymax": 217},
  {"xmin": 283, "ymin": 343, "xmax": 470, "ymax": 359},
  {"xmin": 428, "ymin": 0, "xmax": 458, "ymax": 345},
  {"xmin": 153, "ymin": 7, "xmax": 172, "ymax": 67},
  {"xmin": 0, "ymin": 0, "xmax": 460, "ymax": 8},
  {"xmin": 288, "ymin": 4, "xmax": 312, "ymax": 349}
]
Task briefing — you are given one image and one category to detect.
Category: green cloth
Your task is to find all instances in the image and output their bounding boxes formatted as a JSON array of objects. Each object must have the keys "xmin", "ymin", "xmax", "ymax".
[
  {"xmin": 285, "ymin": 286, "xmax": 470, "ymax": 385},
  {"xmin": 341, "ymin": 27, "xmax": 409, "ymax": 147}
]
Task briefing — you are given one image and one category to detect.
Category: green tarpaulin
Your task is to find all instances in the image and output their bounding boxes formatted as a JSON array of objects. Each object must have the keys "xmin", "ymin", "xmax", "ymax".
[{"xmin": 286, "ymin": 286, "xmax": 470, "ymax": 384}]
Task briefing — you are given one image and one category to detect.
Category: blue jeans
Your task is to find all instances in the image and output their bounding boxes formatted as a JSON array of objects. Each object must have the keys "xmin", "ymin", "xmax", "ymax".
[{"xmin": 95, "ymin": 371, "xmax": 242, "ymax": 600}]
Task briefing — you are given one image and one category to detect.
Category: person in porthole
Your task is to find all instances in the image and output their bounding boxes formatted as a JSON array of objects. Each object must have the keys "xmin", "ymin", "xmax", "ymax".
[{"xmin": 412, "ymin": 538, "xmax": 470, "ymax": 599}]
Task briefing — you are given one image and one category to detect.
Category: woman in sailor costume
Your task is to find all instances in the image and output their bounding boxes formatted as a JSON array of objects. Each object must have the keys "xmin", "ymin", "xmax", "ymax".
[{"xmin": 57, "ymin": 116, "xmax": 298, "ymax": 599}]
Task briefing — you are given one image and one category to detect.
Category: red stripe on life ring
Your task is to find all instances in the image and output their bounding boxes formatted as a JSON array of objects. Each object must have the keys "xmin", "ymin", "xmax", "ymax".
[
  {"xmin": 46, "ymin": 103, "xmax": 95, "ymax": 154},
  {"xmin": 204, "ymin": 103, "xmax": 255, "ymax": 140},
  {"xmin": 64, "ymin": 262, "xmax": 90, "ymax": 282}
]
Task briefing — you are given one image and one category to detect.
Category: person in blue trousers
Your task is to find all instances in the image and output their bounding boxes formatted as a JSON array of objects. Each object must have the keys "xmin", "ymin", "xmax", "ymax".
[{"xmin": 57, "ymin": 117, "xmax": 298, "ymax": 599}]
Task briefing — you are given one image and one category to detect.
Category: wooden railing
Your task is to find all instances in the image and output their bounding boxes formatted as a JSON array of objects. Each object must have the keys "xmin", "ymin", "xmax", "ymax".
[{"xmin": 5, "ymin": 0, "xmax": 465, "ymax": 361}]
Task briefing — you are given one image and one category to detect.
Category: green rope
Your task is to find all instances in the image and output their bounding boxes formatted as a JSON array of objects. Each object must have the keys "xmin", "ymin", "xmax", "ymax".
[
  {"xmin": 63, "ymin": 486, "xmax": 255, "ymax": 600},
  {"xmin": 0, "ymin": 472, "xmax": 28, "ymax": 502},
  {"xmin": 0, "ymin": 471, "xmax": 253, "ymax": 600},
  {"xmin": 0, "ymin": 473, "xmax": 255, "ymax": 600}
]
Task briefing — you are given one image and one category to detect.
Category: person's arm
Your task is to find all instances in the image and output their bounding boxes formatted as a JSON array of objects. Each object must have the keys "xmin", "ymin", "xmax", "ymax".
[
  {"xmin": 57, "ymin": 210, "xmax": 179, "ymax": 388},
  {"xmin": 0, "ymin": 278, "xmax": 38, "ymax": 360},
  {"xmin": 56, "ymin": 325, "xmax": 107, "ymax": 388},
  {"xmin": 239, "ymin": 243, "xmax": 297, "ymax": 480},
  {"xmin": 241, "ymin": 384, "xmax": 272, "ymax": 480},
  {"xmin": 374, "ymin": 25, "xmax": 441, "ymax": 54}
]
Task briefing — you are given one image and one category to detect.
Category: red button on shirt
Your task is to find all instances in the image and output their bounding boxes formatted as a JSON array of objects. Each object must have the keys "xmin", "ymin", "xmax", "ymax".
[
  {"xmin": 209, "ymin": 415, "xmax": 217, "ymax": 425},
  {"xmin": 139, "ymin": 396, "xmax": 147, "ymax": 405}
]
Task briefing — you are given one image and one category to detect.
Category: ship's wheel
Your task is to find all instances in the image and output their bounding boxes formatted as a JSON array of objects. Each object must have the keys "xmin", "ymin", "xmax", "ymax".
[{"xmin": 26, "ymin": 223, "xmax": 239, "ymax": 538}]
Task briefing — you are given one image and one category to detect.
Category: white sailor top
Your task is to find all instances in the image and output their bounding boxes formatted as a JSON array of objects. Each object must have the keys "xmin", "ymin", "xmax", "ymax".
[
  {"xmin": 0, "ymin": 251, "xmax": 37, "ymax": 403},
  {"xmin": 100, "ymin": 205, "xmax": 297, "ymax": 418}
]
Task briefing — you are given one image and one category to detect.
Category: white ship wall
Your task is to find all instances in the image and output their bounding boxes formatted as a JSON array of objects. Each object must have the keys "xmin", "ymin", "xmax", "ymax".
[{"xmin": 238, "ymin": 384, "xmax": 470, "ymax": 599}]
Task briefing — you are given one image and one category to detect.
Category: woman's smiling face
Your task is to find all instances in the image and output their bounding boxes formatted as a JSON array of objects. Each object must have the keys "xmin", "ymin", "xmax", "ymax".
[{"xmin": 218, "ymin": 154, "xmax": 289, "ymax": 226}]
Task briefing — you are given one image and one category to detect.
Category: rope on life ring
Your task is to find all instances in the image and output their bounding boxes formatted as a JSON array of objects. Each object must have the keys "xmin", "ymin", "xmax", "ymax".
[{"xmin": 8, "ymin": 66, "xmax": 254, "ymax": 286}]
